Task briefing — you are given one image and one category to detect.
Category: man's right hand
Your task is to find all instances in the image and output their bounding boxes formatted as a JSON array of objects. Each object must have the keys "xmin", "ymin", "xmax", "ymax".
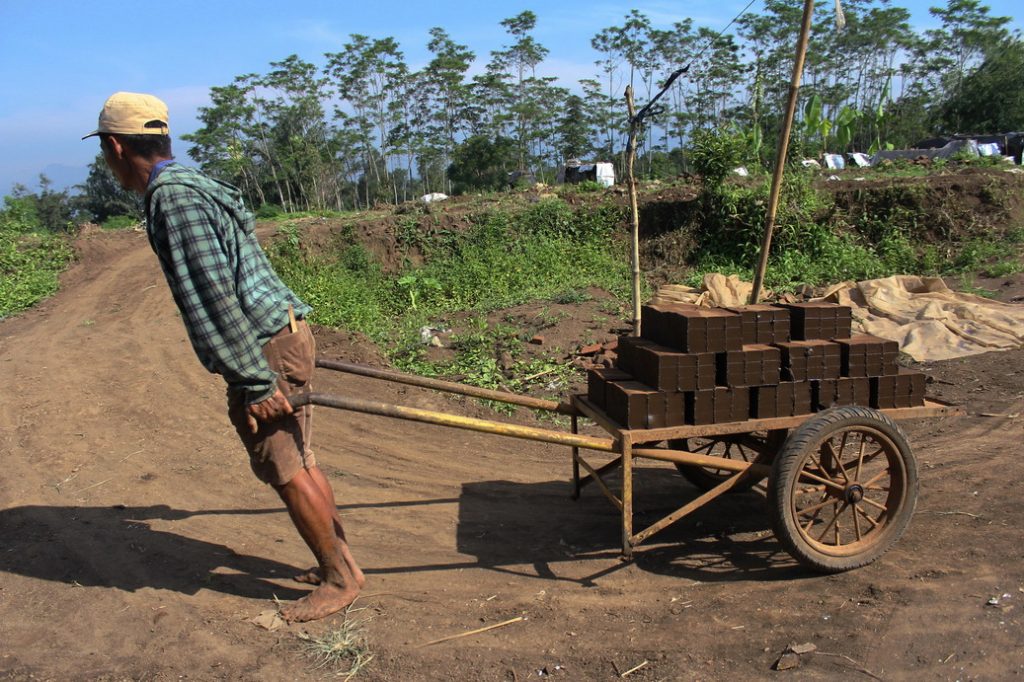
[{"xmin": 246, "ymin": 388, "xmax": 294, "ymax": 434}]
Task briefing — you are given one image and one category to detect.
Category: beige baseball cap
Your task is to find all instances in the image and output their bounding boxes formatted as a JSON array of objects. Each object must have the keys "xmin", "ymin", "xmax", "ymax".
[{"xmin": 82, "ymin": 92, "xmax": 169, "ymax": 139}]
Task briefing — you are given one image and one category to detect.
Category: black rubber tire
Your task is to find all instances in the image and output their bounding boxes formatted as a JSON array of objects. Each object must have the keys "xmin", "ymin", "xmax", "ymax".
[
  {"xmin": 768, "ymin": 406, "xmax": 918, "ymax": 573},
  {"xmin": 670, "ymin": 430, "xmax": 788, "ymax": 493}
]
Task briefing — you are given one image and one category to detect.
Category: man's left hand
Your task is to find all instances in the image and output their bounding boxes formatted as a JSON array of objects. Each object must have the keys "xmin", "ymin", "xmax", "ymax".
[{"xmin": 246, "ymin": 388, "xmax": 294, "ymax": 433}]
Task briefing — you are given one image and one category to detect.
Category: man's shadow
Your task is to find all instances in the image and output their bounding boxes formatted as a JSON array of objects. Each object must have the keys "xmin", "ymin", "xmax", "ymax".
[{"xmin": 0, "ymin": 504, "xmax": 307, "ymax": 600}]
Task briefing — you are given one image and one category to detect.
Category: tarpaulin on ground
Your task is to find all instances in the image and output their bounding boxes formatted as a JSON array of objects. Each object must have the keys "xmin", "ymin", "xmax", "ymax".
[
  {"xmin": 652, "ymin": 274, "xmax": 759, "ymax": 308},
  {"xmin": 652, "ymin": 274, "xmax": 1024, "ymax": 361},
  {"xmin": 817, "ymin": 275, "xmax": 1024, "ymax": 361}
]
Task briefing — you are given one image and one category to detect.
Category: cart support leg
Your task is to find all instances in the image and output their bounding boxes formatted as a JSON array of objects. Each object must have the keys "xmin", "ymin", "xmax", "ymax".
[
  {"xmin": 621, "ymin": 436, "xmax": 634, "ymax": 560},
  {"xmin": 571, "ymin": 415, "xmax": 581, "ymax": 500}
]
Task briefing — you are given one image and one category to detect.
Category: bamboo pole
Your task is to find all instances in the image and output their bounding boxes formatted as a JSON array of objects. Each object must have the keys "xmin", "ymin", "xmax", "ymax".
[
  {"xmin": 624, "ymin": 85, "xmax": 642, "ymax": 336},
  {"xmin": 291, "ymin": 392, "xmax": 616, "ymax": 453},
  {"xmin": 749, "ymin": 0, "xmax": 816, "ymax": 304}
]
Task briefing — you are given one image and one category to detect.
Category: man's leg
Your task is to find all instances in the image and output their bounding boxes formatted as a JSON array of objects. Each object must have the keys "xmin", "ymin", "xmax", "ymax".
[
  {"xmin": 293, "ymin": 466, "xmax": 366, "ymax": 588},
  {"xmin": 310, "ymin": 465, "xmax": 365, "ymax": 586},
  {"xmin": 275, "ymin": 468, "xmax": 360, "ymax": 622}
]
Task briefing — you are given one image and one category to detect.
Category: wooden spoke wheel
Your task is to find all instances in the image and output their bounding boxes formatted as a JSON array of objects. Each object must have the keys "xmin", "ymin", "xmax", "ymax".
[
  {"xmin": 768, "ymin": 406, "xmax": 918, "ymax": 573},
  {"xmin": 669, "ymin": 430, "xmax": 788, "ymax": 493}
]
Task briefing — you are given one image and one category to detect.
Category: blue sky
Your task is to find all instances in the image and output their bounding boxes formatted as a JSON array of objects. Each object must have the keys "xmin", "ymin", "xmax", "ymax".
[{"xmin": 0, "ymin": 0, "xmax": 1019, "ymax": 193}]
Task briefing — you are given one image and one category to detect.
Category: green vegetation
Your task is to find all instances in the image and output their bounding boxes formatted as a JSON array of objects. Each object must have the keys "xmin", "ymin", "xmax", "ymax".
[
  {"xmin": 267, "ymin": 198, "xmax": 629, "ymax": 385},
  {"xmin": 100, "ymin": 215, "xmax": 140, "ymax": 230},
  {"xmin": 0, "ymin": 193, "xmax": 73, "ymax": 319},
  {"xmin": 677, "ymin": 138, "xmax": 1024, "ymax": 290}
]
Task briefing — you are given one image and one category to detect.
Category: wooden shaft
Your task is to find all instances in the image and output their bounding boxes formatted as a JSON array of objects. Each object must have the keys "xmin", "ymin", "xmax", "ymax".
[
  {"xmin": 749, "ymin": 0, "xmax": 815, "ymax": 304},
  {"xmin": 622, "ymin": 436, "xmax": 634, "ymax": 558},
  {"xmin": 292, "ymin": 392, "xmax": 616, "ymax": 453},
  {"xmin": 625, "ymin": 85, "xmax": 642, "ymax": 336}
]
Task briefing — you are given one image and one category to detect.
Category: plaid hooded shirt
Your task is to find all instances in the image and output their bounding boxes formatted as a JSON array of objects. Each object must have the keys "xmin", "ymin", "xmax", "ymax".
[{"xmin": 144, "ymin": 164, "xmax": 311, "ymax": 404}]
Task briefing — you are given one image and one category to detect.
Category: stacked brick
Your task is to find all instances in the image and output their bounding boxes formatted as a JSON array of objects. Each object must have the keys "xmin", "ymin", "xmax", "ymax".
[{"xmin": 586, "ymin": 301, "xmax": 928, "ymax": 430}]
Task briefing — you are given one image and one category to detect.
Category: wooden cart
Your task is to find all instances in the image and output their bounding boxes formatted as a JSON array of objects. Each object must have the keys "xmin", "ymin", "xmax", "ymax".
[
  {"xmin": 300, "ymin": 359, "xmax": 964, "ymax": 573},
  {"xmin": 570, "ymin": 396, "xmax": 963, "ymax": 572}
]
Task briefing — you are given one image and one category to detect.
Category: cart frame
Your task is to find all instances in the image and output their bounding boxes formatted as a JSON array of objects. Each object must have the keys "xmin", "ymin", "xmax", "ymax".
[{"xmin": 299, "ymin": 358, "xmax": 964, "ymax": 568}]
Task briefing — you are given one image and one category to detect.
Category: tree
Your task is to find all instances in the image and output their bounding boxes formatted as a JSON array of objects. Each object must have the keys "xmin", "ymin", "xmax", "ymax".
[
  {"xmin": 76, "ymin": 153, "xmax": 141, "ymax": 223},
  {"xmin": 926, "ymin": 0, "xmax": 1011, "ymax": 94},
  {"xmin": 487, "ymin": 11, "xmax": 551, "ymax": 171},
  {"xmin": 936, "ymin": 38, "xmax": 1024, "ymax": 132},
  {"xmin": 417, "ymin": 27, "xmax": 476, "ymax": 193},
  {"xmin": 326, "ymin": 35, "xmax": 410, "ymax": 206},
  {"xmin": 554, "ymin": 94, "xmax": 593, "ymax": 162},
  {"xmin": 447, "ymin": 135, "xmax": 517, "ymax": 194}
]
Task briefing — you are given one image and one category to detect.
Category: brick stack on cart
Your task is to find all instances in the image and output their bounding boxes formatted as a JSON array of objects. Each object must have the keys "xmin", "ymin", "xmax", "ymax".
[{"xmin": 587, "ymin": 301, "xmax": 927, "ymax": 431}]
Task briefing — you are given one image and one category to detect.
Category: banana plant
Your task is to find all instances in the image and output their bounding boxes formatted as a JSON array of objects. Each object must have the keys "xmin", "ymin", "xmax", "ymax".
[
  {"xmin": 803, "ymin": 94, "xmax": 832, "ymax": 153},
  {"xmin": 868, "ymin": 74, "xmax": 895, "ymax": 155},
  {"xmin": 833, "ymin": 105, "xmax": 860, "ymax": 152}
]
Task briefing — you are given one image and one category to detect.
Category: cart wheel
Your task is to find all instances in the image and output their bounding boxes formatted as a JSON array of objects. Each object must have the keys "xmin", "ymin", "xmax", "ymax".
[
  {"xmin": 669, "ymin": 430, "xmax": 788, "ymax": 493},
  {"xmin": 768, "ymin": 406, "xmax": 918, "ymax": 573}
]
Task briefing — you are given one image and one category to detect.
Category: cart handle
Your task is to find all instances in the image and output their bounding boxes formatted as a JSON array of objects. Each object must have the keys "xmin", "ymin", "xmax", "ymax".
[{"xmin": 290, "ymin": 391, "xmax": 616, "ymax": 453}]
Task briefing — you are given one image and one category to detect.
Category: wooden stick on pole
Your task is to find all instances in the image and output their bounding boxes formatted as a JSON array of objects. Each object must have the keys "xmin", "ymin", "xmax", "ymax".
[
  {"xmin": 749, "ymin": 0, "xmax": 816, "ymax": 304},
  {"xmin": 624, "ymin": 85, "xmax": 642, "ymax": 336}
]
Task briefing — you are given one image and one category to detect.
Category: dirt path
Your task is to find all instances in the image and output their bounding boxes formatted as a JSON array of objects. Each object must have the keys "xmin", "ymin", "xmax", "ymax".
[{"xmin": 1, "ymin": 229, "xmax": 1022, "ymax": 680}]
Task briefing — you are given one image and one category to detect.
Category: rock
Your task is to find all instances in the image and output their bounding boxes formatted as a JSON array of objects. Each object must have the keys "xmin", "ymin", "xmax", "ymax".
[
  {"xmin": 774, "ymin": 652, "xmax": 801, "ymax": 671},
  {"xmin": 530, "ymin": 334, "xmax": 545, "ymax": 345},
  {"xmin": 789, "ymin": 642, "xmax": 817, "ymax": 655},
  {"xmin": 578, "ymin": 343, "xmax": 602, "ymax": 356}
]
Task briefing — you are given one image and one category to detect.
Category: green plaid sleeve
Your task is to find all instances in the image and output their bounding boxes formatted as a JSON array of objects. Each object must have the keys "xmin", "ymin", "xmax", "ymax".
[{"xmin": 148, "ymin": 185, "xmax": 277, "ymax": 404}]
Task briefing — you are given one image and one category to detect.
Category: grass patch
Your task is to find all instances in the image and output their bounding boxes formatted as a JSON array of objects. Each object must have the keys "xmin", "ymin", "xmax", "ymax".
[{"xmin": 298, "ymin": 606, "xmax": 374, "ymax": 679}]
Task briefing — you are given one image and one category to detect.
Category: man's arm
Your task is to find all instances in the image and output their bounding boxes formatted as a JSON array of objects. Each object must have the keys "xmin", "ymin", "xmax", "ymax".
[{"xmin": 149, "ymin": 185, "xmax": 278, "ymax": 405}]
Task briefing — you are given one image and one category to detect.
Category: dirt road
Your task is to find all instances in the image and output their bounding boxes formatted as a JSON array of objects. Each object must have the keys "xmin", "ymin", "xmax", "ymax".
[{"xmin": 2, "ymin": 229, "xmax": 1022, "ymax": 680}]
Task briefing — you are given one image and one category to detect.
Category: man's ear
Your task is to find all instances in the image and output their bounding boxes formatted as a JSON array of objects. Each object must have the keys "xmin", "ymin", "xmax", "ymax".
[{"xmin": 105, "ymin": 135, "xmax": 127, "ymax": 160}]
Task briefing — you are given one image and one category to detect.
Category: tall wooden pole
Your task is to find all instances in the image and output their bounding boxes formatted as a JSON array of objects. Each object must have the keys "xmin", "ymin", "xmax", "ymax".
[
  {"xmin": 625, "ymin": 85, "xmax": 642, "ymax": 336},
  {"xmin": 749, "ymin": 0, "xmax": 815, "ymax": 304}
]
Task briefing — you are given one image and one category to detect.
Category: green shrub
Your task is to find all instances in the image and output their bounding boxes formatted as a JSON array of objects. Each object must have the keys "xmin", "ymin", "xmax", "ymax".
[
  {"xmin": 0, "ymin": 212, "xmax": 73, "ymax": 318},
  {"xmin": 255, "ymin": 203, "xmax": 284, "ymax": 219},
  {"xmin": 101, "ymin": 214, "xmax": 140, "ymax": 230}
]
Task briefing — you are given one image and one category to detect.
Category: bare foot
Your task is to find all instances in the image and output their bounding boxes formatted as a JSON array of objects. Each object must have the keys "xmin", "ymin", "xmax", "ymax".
[{"xmin": 280, "ymin": 581, "xmax": 359, "ymax": 623}]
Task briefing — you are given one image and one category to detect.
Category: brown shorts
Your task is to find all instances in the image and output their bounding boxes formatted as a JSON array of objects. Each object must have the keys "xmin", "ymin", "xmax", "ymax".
[{"xmin": 228, "ymin": 319, "xmax": 316, "ymax": 486}]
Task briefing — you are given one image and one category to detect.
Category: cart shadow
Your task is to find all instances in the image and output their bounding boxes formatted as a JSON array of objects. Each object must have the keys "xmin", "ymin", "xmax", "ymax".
[
  {"xmin": 454, "ymin": 468, "xmax": 808, "ymax": 585},
  {"xmin": 0, "ymin": 504, "xmax": 309, "ymax": 600}
]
